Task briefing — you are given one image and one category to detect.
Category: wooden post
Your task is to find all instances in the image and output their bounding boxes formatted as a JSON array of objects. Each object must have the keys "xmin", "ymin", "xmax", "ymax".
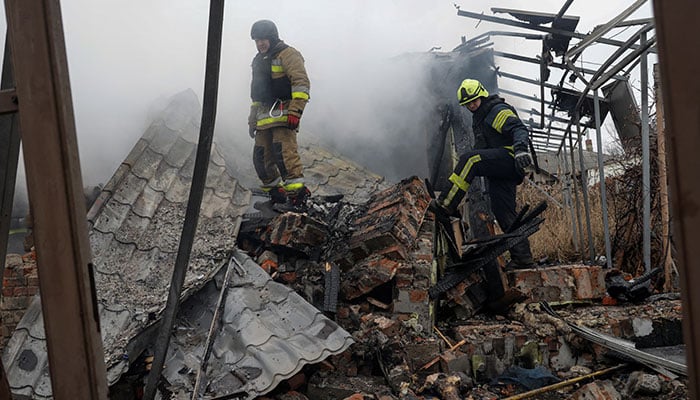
[
  {"xmin": 654, "ymin": 0, "xmax": 700, "ymax": 397},
  {"xmin": 654, "ymin": 64, "xmax": 673, "ymax": 292},
  {"xmin": 4, "ymin": 0, "xmax": 108, "ymax": 398}
]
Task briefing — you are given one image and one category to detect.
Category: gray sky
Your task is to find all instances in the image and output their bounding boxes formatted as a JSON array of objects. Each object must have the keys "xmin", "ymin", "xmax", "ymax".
[{"xmin": 2, "ymin": 0, "xmax": 654, "ymax": 185}]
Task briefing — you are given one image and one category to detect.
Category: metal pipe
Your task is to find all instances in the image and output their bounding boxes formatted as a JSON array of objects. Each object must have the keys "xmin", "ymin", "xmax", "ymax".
[
  {"xmin": 561, "ymin": 146, "xmax": 580, "ymax": 253},
  {"xmin": 640, "ymin": 30, "xmax": 651, "ymax": 272},
  {"xmin": 499, "ymin": 70, "xmax": 574, "ymax": 92},
  {"xmin": 614, "ymin": 17, "xmax": 653, "ymax": 28},
  {"xmin": 593, "ymin": 90, "xmax": 613, "ymax": 268},
  {"xmin": 566, "ymin": 0, "xmax": 647, "ymax": 59},
  {"xmin": 576, "ymin": 119, "xmax": 596, "ymax": 263},
  {"xmin": 556, "ymin": 32, "xmax": 656, "ymax": 153},
  {"xmin": 540, "ymin": 42, "xmax": 546, "ymax": 128},
  {"xmin": 456, "ymin": 8, "xmax": 655, "ymax": 51},
  {"xmin": 494, "ymin": 50, "xmax": 626, "ymax": 80},
  {"xmin": 143, "ymin": 1, "xmax": 224, "ymax": 398},
  {"xmin": 568, "ymin": 127, "xmax": 586, "ymax": 258},
  {"xmin": 524, "ymin": 177, "xmax": 564, "ymax": 208},
  {"xmin": 553, "ymin": 0, "xmax": 575, "ymax": 23},
  {"xmin": 499, "ymin": 87, "xmax": 554, "ymax": 106},
  {"xmin": 590, "ymin": 36, "xmax": 656, "ymax": 90},
  {"xmin": 455, "ymin": 30, "xmax": 543, "ymax": 51}
]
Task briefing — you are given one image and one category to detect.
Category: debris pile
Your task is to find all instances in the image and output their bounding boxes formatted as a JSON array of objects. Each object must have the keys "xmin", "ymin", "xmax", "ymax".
[{"xmin": 236, "ymin": 176, "xmax": 688, "ymax": 400}]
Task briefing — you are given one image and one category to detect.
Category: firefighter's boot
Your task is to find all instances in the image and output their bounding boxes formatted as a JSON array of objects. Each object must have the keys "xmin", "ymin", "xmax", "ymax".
[{"xmin": 273, "ymin": 186, "xmax": 311, "ymax": 213}]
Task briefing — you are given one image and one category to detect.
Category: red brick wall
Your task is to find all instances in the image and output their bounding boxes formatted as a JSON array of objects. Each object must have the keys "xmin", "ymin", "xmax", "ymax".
[{"xmin": 1, "ymin": 253, "xmax": 38, "ymax": 352}]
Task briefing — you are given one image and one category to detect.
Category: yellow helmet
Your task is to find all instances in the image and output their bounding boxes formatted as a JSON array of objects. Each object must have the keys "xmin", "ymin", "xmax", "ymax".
[{"xmin": 457, "ymin": 79, "xmax": 489, "ymax": 106}]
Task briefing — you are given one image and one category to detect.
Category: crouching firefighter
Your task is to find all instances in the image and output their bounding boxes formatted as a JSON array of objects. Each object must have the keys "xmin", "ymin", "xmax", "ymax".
[
  {"xmin": 248, "ymin": 19, "xmax": 311, "ymax": 212},
  {"xmin": 432, "ymin": 78, "xmax": 536, "ymax": 270}
]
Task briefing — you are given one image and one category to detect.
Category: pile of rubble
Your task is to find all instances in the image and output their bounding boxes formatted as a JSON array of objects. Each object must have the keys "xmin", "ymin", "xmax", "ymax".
[{"xmin": 237, "ymin": 177, "xmax": 688, "ymax": 400}]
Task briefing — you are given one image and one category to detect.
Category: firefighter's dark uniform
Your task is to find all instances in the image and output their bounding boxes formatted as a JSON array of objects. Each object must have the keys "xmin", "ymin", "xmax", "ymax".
[
  {"xmin": 249, "ymin": 40, "xmax": 310, "ymax": 195},
  {"xmin": 438, "ymin": 94, "xmax": 534, "ymax": 266}
]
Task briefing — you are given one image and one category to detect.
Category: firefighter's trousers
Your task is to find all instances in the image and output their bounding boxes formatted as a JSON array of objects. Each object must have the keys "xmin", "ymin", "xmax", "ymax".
[
  {"xmin": 253, "ymin": 126, "xmax": 304, "ymax": 189},
  {"xmin": 440, "ymin": 147, "xmax": 533, "ymax": 264}
]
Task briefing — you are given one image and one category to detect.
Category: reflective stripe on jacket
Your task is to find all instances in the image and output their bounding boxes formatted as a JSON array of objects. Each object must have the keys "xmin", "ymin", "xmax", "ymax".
[{"xmin": 249, "ymin": 45, "xmax": 310, "ymax": 131}]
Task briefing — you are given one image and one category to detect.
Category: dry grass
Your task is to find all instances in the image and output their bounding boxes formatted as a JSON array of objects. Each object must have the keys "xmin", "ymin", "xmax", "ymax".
[{"xmin": 517, "ymin": 179, "xmax": 611, "ymax": 264}]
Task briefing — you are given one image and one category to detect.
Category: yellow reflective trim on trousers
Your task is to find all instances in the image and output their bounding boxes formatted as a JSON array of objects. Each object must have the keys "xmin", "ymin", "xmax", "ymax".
[
  {"xmin": 283, "ymin": 182, "xmax": 305, "ymax": 191},
  {"xmin": 448, "ymin": 173, "xmax": 468, "ymax": 191},
  {"xmin": 271, "ymin": 65, "xmax": 284, "ymax": 73},
  {"xmin": 442, "ymin": 154, "xmax": 481, "ymax": 207},
  {"xmin": 252, "ymin": 101, "xmax": 261, "ymax": 106},
  {"xmin": 257, "ymin": 115, "xmax": 288, "ymax": 126},
  {"xmin": 492, "ymin": 109, "xmax": 516, "ymax": 133},
  {"xmin": 292, "ymin": 91, "xmax": 310, "ymax": 100}
]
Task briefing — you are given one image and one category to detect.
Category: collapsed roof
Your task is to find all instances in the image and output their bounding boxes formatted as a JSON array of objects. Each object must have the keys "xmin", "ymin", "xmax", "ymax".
[{"xmin": 1, "ymin": 90, "xmax": 359, "ymax": 399}]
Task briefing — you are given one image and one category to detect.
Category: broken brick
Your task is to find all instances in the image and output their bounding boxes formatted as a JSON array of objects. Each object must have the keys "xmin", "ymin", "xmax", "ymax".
[
  {"xmin": 572, "ymin": 380, "xmax": 621, "ymax": 400},
  {"xmin": 340, "ymin": 256, "xmax": 398, "ymax": 300},
  {"xmin": 507, "ymin": 264, "xmax": 606, "ymax": 302},
  {"xmin": 262, "ymin": 212, "xmax": 329, "ymax": 251}
]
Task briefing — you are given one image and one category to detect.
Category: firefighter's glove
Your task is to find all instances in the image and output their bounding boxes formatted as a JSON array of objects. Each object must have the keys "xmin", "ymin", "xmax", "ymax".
[
  {"xmin": 249, "ymin": 126, "xmax": 256, "ymax": 139},
  {"xmin": 514, "ymin": 151, "xmax": 533, "ymax": 169},
  {"xmin": 287, "ymin": 115, "xmax": 300, "ymax": 130}
]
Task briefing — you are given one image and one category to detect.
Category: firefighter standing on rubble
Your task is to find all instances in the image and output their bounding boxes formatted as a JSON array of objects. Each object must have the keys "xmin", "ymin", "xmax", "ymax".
[
  {"xmin": 248, "ymin": 19, "xmax": 311, "ymax": 212},
  {"xmin": 432, "ymin": 78, "xmax": 535, "ymax": 269}
]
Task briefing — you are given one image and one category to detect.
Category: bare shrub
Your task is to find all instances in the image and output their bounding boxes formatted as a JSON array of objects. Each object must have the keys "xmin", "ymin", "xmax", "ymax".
[{"xmin": 517, "ymin": 178, "xmax": 610, "ymax": 264}]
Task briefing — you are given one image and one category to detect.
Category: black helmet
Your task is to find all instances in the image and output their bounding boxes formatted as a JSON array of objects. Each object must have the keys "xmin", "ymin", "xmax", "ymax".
[{"xmin": 251, "ymin": 20, "xmax": 279, "ymax": 42}]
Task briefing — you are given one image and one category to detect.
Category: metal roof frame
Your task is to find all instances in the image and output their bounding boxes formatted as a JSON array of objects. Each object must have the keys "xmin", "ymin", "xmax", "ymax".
[{"xmin": 456, "ymin": 0, "xmax": 657, "ymax": 269}]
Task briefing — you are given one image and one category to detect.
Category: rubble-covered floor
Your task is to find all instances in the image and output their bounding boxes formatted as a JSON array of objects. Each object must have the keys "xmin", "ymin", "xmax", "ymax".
[{"xmin": 236, "ymin": 177, "xmax": 688, "ymax": 400}]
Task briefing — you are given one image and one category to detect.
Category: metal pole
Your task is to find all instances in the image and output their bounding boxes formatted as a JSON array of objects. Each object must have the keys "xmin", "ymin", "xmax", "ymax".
[
  {"xmin": 565, "ymin": 0, "xmax": 647, "ymax": 58},
  {"xmin": 640, "ymin": 30, "xmax": 651, "ymax": 272},
  {"xmin": 540, "ymin": 42, "xmax": 546, "ymax": 128},
  {"xmin": 456, "ymin": 8, "xmax": 654, "ymax": 51},
  {"xmin": 593, "ymin": 91, "xmax": 612, "ymax": 268},
  {"xmin": 4, "ymin": 0, "xmax": 108, "ymax": 398},
  {"xmin": 568, "ymin": 126, "xmax": 586, "ymax": 259},
  {"xmin": 576, "ymin": 120, "xmax": 596, "ymax": 264},
  {"xmin": 524, "ymin": 177, "xmax": 563, "ymax": 209},
  {"xmin": 561, "ymin": 146, "xmax": 580, "ymax": 253},
  {"xmin": 0, "ymin": 34, "xmax": 21, "ymax": 281},
  {"xmin": 654, "ymin": 64, "xmax": 673, "ymax": 291},
  {"xmin": 143, "ymin": 1, "xmax": 224, "ymax": 399}
]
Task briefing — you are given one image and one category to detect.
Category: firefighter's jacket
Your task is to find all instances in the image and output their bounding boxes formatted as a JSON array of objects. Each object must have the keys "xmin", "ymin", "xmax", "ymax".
[
  {"xmin": 472, "ymin": 95, "xmax": 530, "ymax": 155},
  {"xmin": 249, "ymin": 41, "xmax": 310, "ymax": 131}
]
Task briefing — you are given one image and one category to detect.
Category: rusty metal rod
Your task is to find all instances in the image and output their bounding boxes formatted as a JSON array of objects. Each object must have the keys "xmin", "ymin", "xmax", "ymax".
[
  {"xmin": 502, "ymin": 364, "xmax": 626, "ymax": 400},
  {"xmin": 192, "ymin": 257, "xmax": 235, "ymax": 399},
  {"xmin": 143, "ymin": 1, "xmax": 224, "ymax": 398}
]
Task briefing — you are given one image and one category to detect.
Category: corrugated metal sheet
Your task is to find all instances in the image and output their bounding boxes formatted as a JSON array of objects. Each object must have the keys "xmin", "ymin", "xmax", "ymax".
[
  {"xmin": 2, "ymin": 89, "xmax": 359, "ymax": 399},
  {"xmin": 2, "ymin": 89, "xmax": 252, "ymax": 398},
  {"xmin": 163, "ymin": 249, "xmax": 353, "ymax": 399}
]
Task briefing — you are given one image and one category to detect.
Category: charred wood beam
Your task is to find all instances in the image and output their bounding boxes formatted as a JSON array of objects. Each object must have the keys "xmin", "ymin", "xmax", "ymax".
[
  {"xmin": 0, "ymin": 34, "xmax": 20, "ymax": 299},
  {"xmin": 429, "ymin": 202, "xmax": 548, "ymax": 299}
]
